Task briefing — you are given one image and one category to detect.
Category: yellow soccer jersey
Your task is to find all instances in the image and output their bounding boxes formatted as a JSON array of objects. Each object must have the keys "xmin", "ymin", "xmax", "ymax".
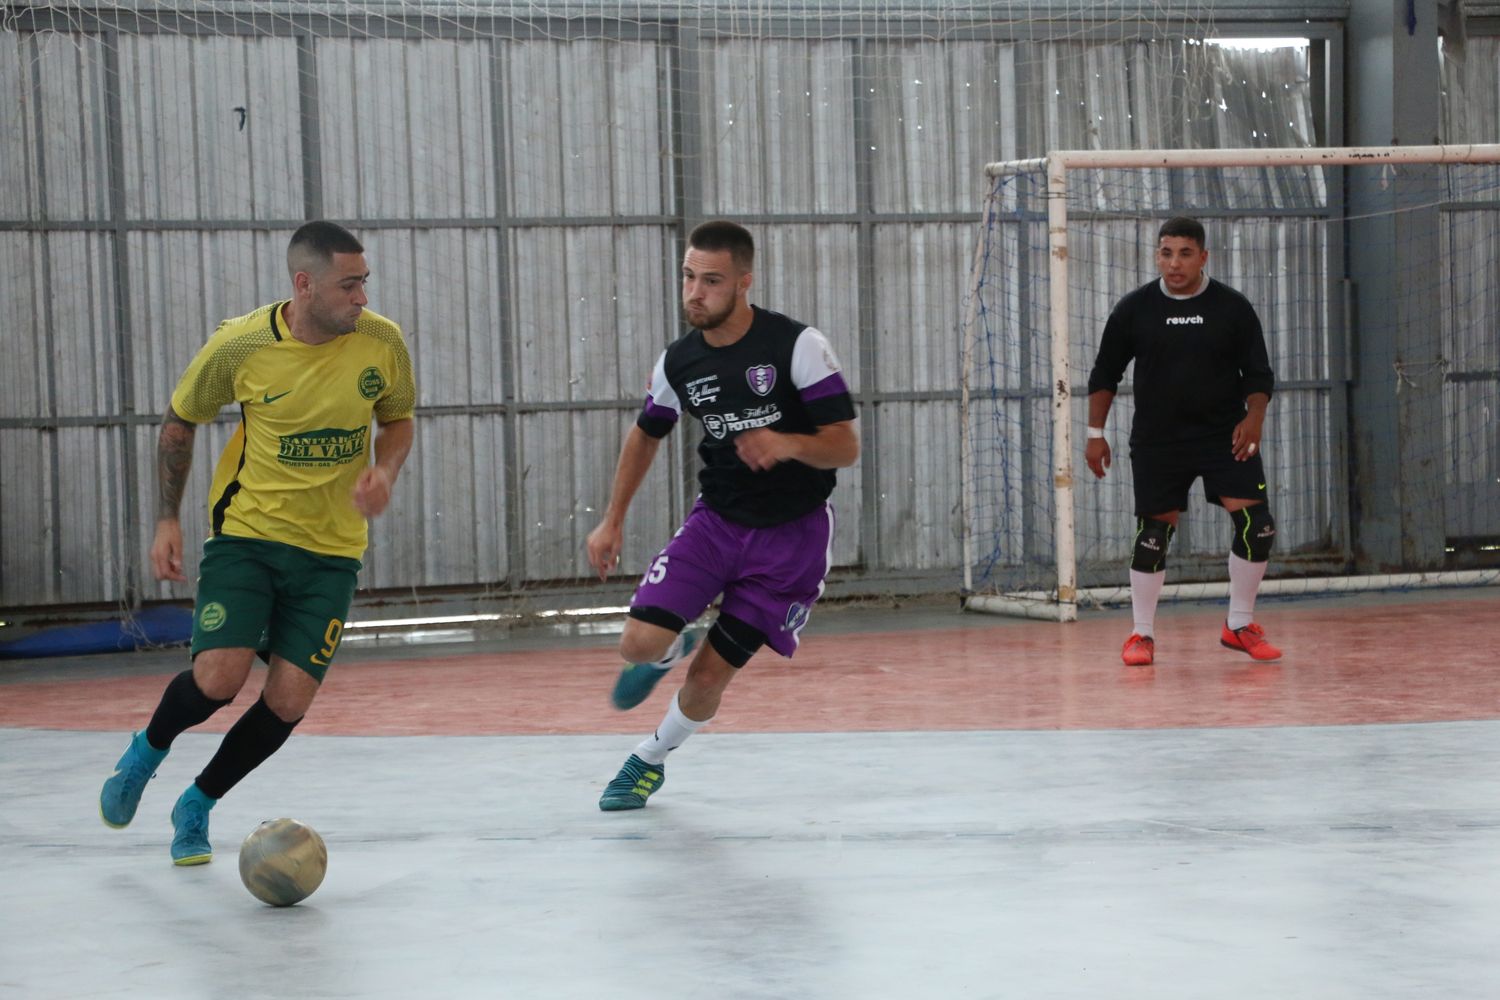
[{"xmin": 170, "ymin": 302, "xmax": 416, "ymax": 559}]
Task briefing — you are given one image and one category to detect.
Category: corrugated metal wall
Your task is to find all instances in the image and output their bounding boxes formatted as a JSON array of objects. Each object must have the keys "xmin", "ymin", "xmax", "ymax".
[
  {"xmin": 1442, "ymin": 35, "xmax": 1500, "ymax": 542},
  {"xmin": 1, "ymin": 5, "xmax": 1346, "ymax": 610}
]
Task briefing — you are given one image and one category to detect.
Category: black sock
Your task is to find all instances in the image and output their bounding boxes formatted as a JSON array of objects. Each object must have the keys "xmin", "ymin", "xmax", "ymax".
[
  {"xmin": 194, "ymin": 696, "xmax": 301, "ymax": 800},
  {"xmin": 144, "ymin": 670, "xmax": 233, "ymax": 750}
]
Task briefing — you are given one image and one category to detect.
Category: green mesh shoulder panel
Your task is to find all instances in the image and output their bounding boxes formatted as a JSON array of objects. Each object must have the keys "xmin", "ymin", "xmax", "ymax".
[
  {"xmin": 356, "ymin": 310, "xmax": 417, "ymax": 421},
  {"xmin": 173, "ymin": 304, "xmax": 280, "ymax": 422}
]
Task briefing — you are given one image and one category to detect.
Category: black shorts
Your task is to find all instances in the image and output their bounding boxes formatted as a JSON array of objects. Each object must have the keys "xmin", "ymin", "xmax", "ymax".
[{"xmin": 1130, "ymin": 436, "xmax": 1268, "ymax": 516}]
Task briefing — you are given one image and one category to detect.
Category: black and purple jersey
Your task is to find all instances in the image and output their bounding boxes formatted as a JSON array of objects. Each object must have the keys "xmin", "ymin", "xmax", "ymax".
[{"xmin": 636, "ymin": 305, "xmax": 857, "ymax": 527}]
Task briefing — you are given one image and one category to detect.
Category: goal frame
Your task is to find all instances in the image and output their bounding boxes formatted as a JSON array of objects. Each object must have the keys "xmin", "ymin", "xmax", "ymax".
[{"xmin": 960, "ymin": 143, "xmax": 1500, "ymax": 622}]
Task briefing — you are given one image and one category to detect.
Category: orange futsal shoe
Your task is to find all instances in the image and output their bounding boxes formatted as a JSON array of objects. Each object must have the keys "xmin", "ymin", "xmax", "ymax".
[
  {"xmin": 1121, "ymin": 633, "xmax": 1155, "ymax": 666},
  {"xmin": 1220, "ymin": 622, "xmax": 1282, "ymax": 662}
]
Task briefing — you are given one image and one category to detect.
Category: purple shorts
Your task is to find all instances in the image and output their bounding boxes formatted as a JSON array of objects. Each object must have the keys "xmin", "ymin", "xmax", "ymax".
[{"xmin": 631, "ymin": 498, "xmax": 835, "ymax": 658}]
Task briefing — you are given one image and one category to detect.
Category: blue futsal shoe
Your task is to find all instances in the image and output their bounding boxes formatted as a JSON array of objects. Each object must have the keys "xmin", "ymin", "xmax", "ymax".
[
  {"xmin": 611, "ymin": 630, "xmax": 699, "ymax": 711},
  {"xmin": 169, "ymin": 785, "xmax": 216, "ymax": 866},
  {"xmin": 100, "ymin": 731, "xmax": 169, "ymax": 829},
  {"xmin": 599, "ymin": 754, "xmax": 666, "ymax": 811}
]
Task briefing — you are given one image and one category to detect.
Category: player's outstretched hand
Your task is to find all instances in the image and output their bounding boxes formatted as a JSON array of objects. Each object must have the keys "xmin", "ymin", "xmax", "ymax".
[
  {"xmin": 150, "ymin": 518, "xmax": 188, "ymax": 583},
  {"xmin": 1084, "ymin": 438, "xmax": 1112, "ymax": 479},
  {"xmin": 735, "ymin": 428, "xmax": 794, "ymax": 471},
  {"xmin": 353, "ymin": 465, "xmax": 394, "ymax": 517},
  {"xmin": 586, "ymin": 521, "xmax": 623, "ymax": 581}
]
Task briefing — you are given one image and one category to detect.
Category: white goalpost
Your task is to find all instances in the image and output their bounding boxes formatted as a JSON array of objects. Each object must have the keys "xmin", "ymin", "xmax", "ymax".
[{"xmin": 961, "ymin": 143, "xmax": 1500, "ymax": 621}]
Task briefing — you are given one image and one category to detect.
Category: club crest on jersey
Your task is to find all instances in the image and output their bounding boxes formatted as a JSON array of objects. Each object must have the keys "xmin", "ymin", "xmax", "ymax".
[
  {"xmin": 746, "ymin": 365, "xmax": 776, "ymax": 396},
  {"xmin": 702, "ymin": 413, "xmax": 728, "ymax": 439},
  {"xmin": 358, "ymin": 366, "xmax": 386, "ymax": 400},
  {"xmin": 783, "ymin": 602, "xmax": 811, "ymax": 633}
]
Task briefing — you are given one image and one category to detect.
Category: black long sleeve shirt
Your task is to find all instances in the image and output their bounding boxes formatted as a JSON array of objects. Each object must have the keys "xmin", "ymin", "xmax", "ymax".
[{"xmin": 1086, "ymin": 277, "xmax": 1276, "ymax": 446}]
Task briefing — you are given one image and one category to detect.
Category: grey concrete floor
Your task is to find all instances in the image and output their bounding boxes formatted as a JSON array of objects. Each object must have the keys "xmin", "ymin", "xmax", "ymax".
[
  {"xmin": 5, "ymin": 722, "xmax": 1500, "ymax": 999},
  {"xmin": 5, "ymin": 591, "xmax": 1500, "ymax": 999}
]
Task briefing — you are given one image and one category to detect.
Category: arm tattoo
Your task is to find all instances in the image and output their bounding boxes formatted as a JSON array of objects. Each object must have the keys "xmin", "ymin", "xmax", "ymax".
[{"xmin": 156, "ymin": 406, "xmax": 197, "ymax": 521}]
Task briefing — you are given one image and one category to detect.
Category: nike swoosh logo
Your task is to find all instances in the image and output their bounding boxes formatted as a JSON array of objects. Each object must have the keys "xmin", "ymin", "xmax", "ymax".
[
  {"xmin": 263, "ymin": 390, "xmax": 292, "ymax": 404},
  {"xmin": 1258, "ymin": 483, "xmax": 1266, "ymax": 489}
]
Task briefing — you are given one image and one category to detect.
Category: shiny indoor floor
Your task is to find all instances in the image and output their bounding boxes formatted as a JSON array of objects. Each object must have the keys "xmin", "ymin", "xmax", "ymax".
[{"xmin": 3, "ymin": 588, "xmax": 1499, "ymax": 999}]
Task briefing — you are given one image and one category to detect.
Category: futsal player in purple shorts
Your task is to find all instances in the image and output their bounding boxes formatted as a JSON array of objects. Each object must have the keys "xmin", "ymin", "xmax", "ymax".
[{"xmin": 585, "ymin": 220, "xmax": 860, "ymax": 811}]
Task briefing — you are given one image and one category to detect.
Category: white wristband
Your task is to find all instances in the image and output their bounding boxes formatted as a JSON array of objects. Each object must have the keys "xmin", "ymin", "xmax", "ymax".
[{"xmin": 1086, "ymin": 426, "xmax": 1106, "ymax": 439}]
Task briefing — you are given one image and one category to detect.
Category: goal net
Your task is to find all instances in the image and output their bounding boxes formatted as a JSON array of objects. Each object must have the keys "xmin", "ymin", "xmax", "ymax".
[{"xmin": 960, "ymin": 144, "xmax": 1500, "ymax": 620}]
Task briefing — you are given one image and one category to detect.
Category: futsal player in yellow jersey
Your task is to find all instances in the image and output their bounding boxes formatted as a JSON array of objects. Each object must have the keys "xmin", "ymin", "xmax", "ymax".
[{"xmin": 100, "ymin": 221, "xmax": 416, "ymax": 865}]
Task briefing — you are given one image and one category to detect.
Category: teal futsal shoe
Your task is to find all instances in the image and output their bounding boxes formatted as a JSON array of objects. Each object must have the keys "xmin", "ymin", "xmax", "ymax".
[
  {"xmin": 611, "ymin": 630, "xmax": 699, "ymax": 711},
  {"xmin": 599, "ymin": 755, "xmax": 666, "ymax": 811},
  {"xmin": 100, "ymin": 731, "xmax": 169, "ymax": 828},
  {"xmin": 170, "ymin": 785, "xmax": 216, "ymax": 866}
]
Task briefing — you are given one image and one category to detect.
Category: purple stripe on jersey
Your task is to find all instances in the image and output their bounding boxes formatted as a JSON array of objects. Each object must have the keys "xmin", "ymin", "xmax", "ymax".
[
  {"xmin": 641, "ymin": 398, "xmax": 680, "ymax": 424},
  {"xmin": 798, "ymin": 372, "xmax": 849, "ymax": 403}
]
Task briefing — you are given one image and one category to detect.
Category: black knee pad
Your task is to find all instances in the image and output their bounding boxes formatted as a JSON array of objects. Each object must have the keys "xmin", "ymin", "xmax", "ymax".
[
  {"xmin": 628, "ymin": 605, "xmax": 688, "ymax": 633},
  {"xmin": 1131, "ymin": 517, "xmax": 1175, "ymax": 573},
  {"xmin": 707, "ymin": 612, "xmax": 766, "ymax": 669},
  {"xmin": 1231, "ymin": 505, "xmax": 1276, "ymax": 562}
]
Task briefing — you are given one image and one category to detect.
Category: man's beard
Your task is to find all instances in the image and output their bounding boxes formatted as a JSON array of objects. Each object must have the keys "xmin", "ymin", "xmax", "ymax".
[
  {"xmin": 682, "ymin": 300, "xmax": 733, "ymax": 331},
  {"xmin": 309, "ymin": 302, "xmax": 359, "ymax": 337}
]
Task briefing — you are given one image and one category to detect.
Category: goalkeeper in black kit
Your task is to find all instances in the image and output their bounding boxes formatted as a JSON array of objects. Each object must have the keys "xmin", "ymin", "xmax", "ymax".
[{"xmin": 1084, "ymin": 216, "xmax": 1282, "ymax": 666}]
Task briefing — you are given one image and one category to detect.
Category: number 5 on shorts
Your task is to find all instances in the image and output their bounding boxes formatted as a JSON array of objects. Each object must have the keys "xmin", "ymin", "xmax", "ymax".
[{"xmin": 643, "ymin": 556, "xmax": 669, "ymax": 585}]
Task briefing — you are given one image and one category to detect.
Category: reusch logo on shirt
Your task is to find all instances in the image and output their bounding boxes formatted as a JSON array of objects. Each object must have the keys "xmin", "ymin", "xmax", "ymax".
[
  {"xmin": 1166, "ymin": 316, "xmax": 1205, "ymax": 325},
  {"xmin": 278, "ymin": 426, "xmax": 369, "ymax": 466}
]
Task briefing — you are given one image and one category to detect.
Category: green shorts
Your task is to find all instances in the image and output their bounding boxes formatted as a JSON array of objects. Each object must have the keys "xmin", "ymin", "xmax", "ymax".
[{"xmin": 191, "ymin": 535, "xmax": 362, "ymax": 682}]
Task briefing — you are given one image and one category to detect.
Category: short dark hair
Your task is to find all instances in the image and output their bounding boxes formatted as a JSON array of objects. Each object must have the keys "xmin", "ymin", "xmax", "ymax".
[
  {"xmin": 287, "ymin": 220, "xmax": 363, "ymax": 276},
  {"xmin": 688, "ymin": 220, "xmax": 754, "ymax": 272},
  {"xmin": 1158, "ymin": 216, "xmax": 1206, "ymax": 248}
]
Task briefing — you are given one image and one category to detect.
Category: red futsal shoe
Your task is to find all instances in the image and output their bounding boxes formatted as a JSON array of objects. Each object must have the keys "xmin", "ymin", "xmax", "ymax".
[
  {"xmin": 1220, "ymin": 622, "xmax": 1282, "ymax": 662},
  {"xmin": 1121, "ymin": 633, "xmax": 1155, "ymax": 666}
]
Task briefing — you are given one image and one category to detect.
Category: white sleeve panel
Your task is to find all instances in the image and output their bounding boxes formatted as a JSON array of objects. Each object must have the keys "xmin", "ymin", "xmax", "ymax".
[
  {"xmin": 642, "ymin": 350, "xmax": 681, "ymax": 418},
  {"xmin": 789, "ymin": 326, "xmax": 846, "ymax": 390}
]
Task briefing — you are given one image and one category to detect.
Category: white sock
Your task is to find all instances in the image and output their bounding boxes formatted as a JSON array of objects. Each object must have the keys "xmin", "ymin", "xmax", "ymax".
[
  {"xmin": 644, "ymin": 631, "xmax": 685, "ymax": 671},
  {"xmin": 1129, "ymin": 569, "xmax": 1165, "ymax": 637},
  {"xmin": 634, "ymin": 693, "xmax": 710, "ymax": 765},
  {"xmin": 1227, "ymin": 553, "xmax": 1268, "ymax": 630}
]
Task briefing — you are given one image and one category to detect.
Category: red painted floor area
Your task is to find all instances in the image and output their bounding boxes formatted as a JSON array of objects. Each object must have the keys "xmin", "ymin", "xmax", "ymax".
[{"xmin": 3, "ymin": 595, "xmax": 1498, "ymax": 735}]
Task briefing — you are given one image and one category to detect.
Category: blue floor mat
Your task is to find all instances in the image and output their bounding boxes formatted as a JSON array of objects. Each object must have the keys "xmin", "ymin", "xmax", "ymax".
[{"xmin": 0, "ymin": 605, "xmax": 193, "ymax": 659}]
